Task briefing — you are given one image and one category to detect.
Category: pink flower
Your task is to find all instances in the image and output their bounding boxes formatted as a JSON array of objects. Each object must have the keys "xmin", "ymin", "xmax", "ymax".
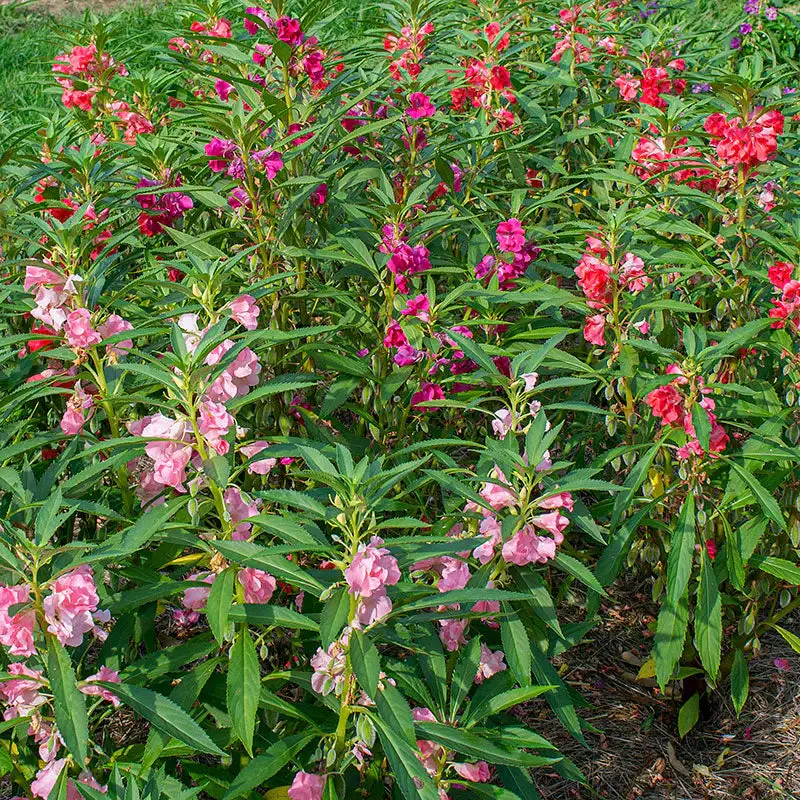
[
  {"xmin": 412, "ymin": 707, "xmax": 437, "ymax": 722},
  {"xmin": 406, "ymin": 92, "xmax": 436, "ymax": 119},
  {"xmin": 0, "ymin": 662, "xmax": 46, "ymax": 719},
  {"xmin": 97, "ymin": 314, "xmax": 133, "ymax": 355},
  {"xmin": 238, "ymin": 568, "xmax": 276, "ymax": 604},
  {"xmin": 501, "ymin": 525, "xmax": 557, "ymax": 565},
  {"xmin": 24, "ymin": 266, "xmax": 64, "ymax": 292},
  {"xmin": 205, "ymin": 137, "xmax": 237, "ymax": 172},
  {"xmin": 31, "ymin": 758, "xmax": 68, "ymax": 800},
  {"xmin": 311, "ymin": 635, "xmax": 348, "ymax": 696},
  {"xmin": 176, "ymin": 572, "xmax": 215, "ymax": 625},
  {"xmin": 229, "ymin": 295, "xmax": 260, "ymax": 330},
  {"xmin": 538, "ymin": 491, "xmax": 574, "ymax": 512},
  {"xmin": 646, "ymin": 384, "xmax": 684, "ymax": 426},
  {"xmin": 614, "ymin": 73, "xmax": 640, "ymax": 101},
  {"xmin": 439, "ymin": 618, "xmax": 468, "ymax": 651},
  {"xmin": 275, "ymin": 16, "xmax": 304, "ymax": 46},
  {"xmin": 0, "ymin": 584, "xmax": 35, "ymax": 656},
  {"xmin": 80, "ymin": 666, "xmax": 120, "ymax": 706},
  {"xmin": 240, "ymin": 441, "xmax": 277, "ymax": 475},
  {"xmin": 620, "ymin": 252, "xmax": 650, "ymax": 293},
  {"xmin": 43, "ymin": 566, "xmax": 109, "ymax": 647},
  {"xmin": 401, "ymin": 294, "xmax": 431, "ymax": 322},
  {"xmin": 345, "ymin": 536, "xmax": 401, "ymax": 598},
  {"xmin": 288, "ymin": 771, "xmax": 325, "ymax": 800},
  {"xmin": 774, "ymin": 658, "xmax": 791, "ymax": 671},
  {"xmin": 411, "ymin": 382, "xmax": 444, "ymax": 411},
  {"xmin": 64, "ymin": 308, "xmax": 102, "ymax": 349},
  {"xmin": 310, "ymin": 183, "xmax": 328, "ymax": 206},
  {"xmin": 769, "ymin": 262, "xmax": 794, "ymax": 290},
  {"xmin": 473, "ymin": 515, "xmax": 502, "ymax": 564},
  {"xmin": 355, "ymin": 592, "xmax": 393, "ymax": 626},
  {"xmin": 492, "ymin": 408, "xmax": 514, "ymax": 439},
  {"xmin": 197, "ymin": 400, "xmax": 234, "ymax": 455},
  {"xmin": 479, "ymin": 469, "xmax": 517, "ymax": 510},
  {"xmin": 583, "ymin": 313, "xmax": 606, "ymax": 346},
  {"xmin": 205, "ymin": 342, "xmax": 262, "ymax": 402},
  {"xmin": 438, "ymin": 558, "xmax": 471, "ymax": 592},
  {"xmin": 394, "ymin": 344, "xmax": 423, "ymax": 366},
  {"xmin": 150, "ymin": 442, "xmax": 192, "ymax": 491},
  {"xmin": 530, "ymin": 510, "xmax": 569, "ymax": 544},
  {"xmin": 60, "ymin": 383, "xmax": 94, "ymax": 436},
  {"xmin": 475, "ymin": 644, "xmax": 506, "ymax": 683},
  {"xmin": 453, "ymin": 761, "xmax": 491, "ymax": 782},
  {"xmin": 252, "ymin": 148, "xmax": 284, "ymax": 180},
  {"xmin": 383, "ymin": 320, "xmax": 408, "ymax": 348},
  {"xmin": 224, "ymin": 486, "xmax": 261, "ymax": 539},
  {"xmin": 496, "ymin": 218, "xmax": 525, "ymax": 253}
]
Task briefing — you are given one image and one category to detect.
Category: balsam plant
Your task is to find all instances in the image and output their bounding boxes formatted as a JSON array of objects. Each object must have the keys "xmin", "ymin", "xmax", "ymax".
[{"xmin": 1, "ymin": 0, "xmax": 800, "ymax": 796}]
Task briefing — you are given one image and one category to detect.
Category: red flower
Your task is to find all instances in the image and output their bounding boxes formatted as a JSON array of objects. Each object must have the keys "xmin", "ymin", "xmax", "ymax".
[{"xmin": 645, "ymin": 384, "xmax": 684, "ymax": 426}]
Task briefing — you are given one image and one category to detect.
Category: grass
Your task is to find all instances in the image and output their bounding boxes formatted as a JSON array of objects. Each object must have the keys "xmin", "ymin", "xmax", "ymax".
[
  {"xmin": 0, "ymin": 0, "xmax": 373, "ymax": 132},
  {"xmin": 0, "ymin": 0, "xmax": 186, "ymax": 129}
]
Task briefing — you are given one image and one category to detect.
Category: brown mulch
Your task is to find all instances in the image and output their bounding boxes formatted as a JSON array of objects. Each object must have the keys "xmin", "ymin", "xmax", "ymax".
[{"xmin": 525, "ymin": 583, "xmax": 800, "ymax": 800}]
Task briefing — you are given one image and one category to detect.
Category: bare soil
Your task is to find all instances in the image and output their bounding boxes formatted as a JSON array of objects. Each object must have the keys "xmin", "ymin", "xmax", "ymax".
[{"xmin": 527, "ymin": 583, "xmax": 800, "ymax": 800}]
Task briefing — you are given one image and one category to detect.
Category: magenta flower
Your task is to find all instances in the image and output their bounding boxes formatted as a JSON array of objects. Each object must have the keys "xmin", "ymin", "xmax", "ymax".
[
  {"xmin": 495, "ymin": 218, "xmax": 526, "ymax": 253},
  {"xmin": 275, "ymin": 16, "xmax": 304, "ymax": 46},
  {"xmin": 238, "ymin": 568, "xmax": 276, "ymax": 603},
  {"xmin": 411, "ymin": 381, "xmax": 444, "ymax": 411},
  {"xmin": 406, "ymin": 92, "xmax": 436, "ymax": 119}
]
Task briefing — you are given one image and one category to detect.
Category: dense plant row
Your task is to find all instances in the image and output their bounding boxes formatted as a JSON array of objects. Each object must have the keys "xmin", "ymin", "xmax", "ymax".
[{"xmin": 0, "ymin": 0, "xmax": 799, "ymax": 797}]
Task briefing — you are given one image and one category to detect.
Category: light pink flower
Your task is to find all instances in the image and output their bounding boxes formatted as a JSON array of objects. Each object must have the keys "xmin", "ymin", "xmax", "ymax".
[
  {"xmin": 538, "ymin": 491, "xmax": 574, "ymax": 512},
  {"xmin": 288, "ymin": 771, "xmax": 326, "ymax": 800},
  {"xmin": 24, "ymin": 266, "xmax": 64, "ymax": 292},
  {"xmin": 64, "ymin": 308, "xmax": 102, "ymax": 349},
  {"xmin": 230, "ymin": 295, "xmax": 260, "ymax": 330},
  {"xmin": 0, "ymin": 663, "xmax": 46, "ymax": 719},
  {"xmin": 439, "ymin": 617, "xmax": 468, "ymax": 651},
  {"xmin": 491, "ymin": 408, "xmax": 514, "ymax": 439},
  {"xmin": 205, "ymin": 341, "xmax": 262, "ymax": 402},
  {"xmin": 240, "ymin": 441, "xmax": 277, "ymax": 475},
  {"xmin": 43, "ymin": 565, "xmax": 109, "ymax": 647},
  {"xmin": 176, "ymin": 572, "xmax": 215, "ymax": 625},
  {"xmin": 238, "ymin": 568, "xmax": 276, "ymax": 604},
  {"xmin": 530, "ymin": 510, "xmax": 569, "ymax": 544},
  {"xmin": 31, "ymin": 758, "xmax": 68, "ymax": 799},
  {"xmin": 311, "ymin": 634, "xmax": 348, "ymax": 696},
  {"xmin": 97, "ymin": 314, "xmax": 133, "ymax": 355},
  {"xmin": 224, "ymin": 486, "xmax": 260, "ymax": 539},
  {"xmin": 521, "ymin": 372, "xmax": 538, "ymax": 392},
  {"xmin": 583, "ymin": 313, "xmax": 606, "ymax": 346},
  {"xmin": 438, "ymin": 558, "xmax": 471, "ymax": 592},
  {"xmin": 60, "ymin": 383, "xmax": 94, "ymax": 436},
  {"xmin": 355, "ymin": 592, "xmax": 393, "ymax": 626},
  {"xmin": 412, "ymin": 707, "xmax": 437, "ymax": 722},
  {"xmin": 453, "ymin": 761, "xmax": 491, "ymax": 782},
  {"xmin": 344, "ymin": 537, "xmax": 401, "ymax": 598},
  {"xmin": 479, "ymin": 468, "xmax": 517, "ymax": 510},
  {"xmin": 473, "ymin": 515, "xmax": 502, "ymax": 564},
  {"xmin": 197, "ymin": 400, "xmax": 234, "ymax": 455},
  {"xmin": 0, "ymin": 584, "xmax": 35, "ymax": 656},
  {"xmin": 475, "ymin": 643, "xmax": 506, "ymax": 683},
  {"xmin": 501, "ymin": 525, "xmax": 557, "ymax": 566},
  {"xmin": 80, "ymin": 666, "xmax": 120, "ymax": 706}
]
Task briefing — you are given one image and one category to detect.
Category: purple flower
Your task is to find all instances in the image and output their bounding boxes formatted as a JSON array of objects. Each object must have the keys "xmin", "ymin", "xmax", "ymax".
[
  {"xmin": 740, "ymin": 22, "xmax": 753, "ymax": 34},
  {"xmin": 743, "ymin": 0, "xmax": 759, "ymax": 13},
  {"xmin": 730, "ymin": 36, "xmax": 742, "ymax": 49},
  {"xmin": 766, "ymin": 6, "xmax": 778, "ymax": 20},
  {"xmin": 692, "ymin": 83, "xmax": 712, "ymax": 93}
]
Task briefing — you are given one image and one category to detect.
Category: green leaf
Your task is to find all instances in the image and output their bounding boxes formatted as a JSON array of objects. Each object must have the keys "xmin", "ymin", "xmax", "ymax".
[
  {"xmin": 206, "ymin": 567, "xmax": 236, "ymax": 646},
  {"xmin": 228, "ymin": 603, "xmax": 320, "ymax": 631},
  {"xmin": 501, "ymin": 615, "xmax": 532, "ymax": 687},
  {"xmin": 727, "ymin": 462, "xmax": 784, "ymax": 527},
  {"xmin": 221, "ymin": 734, "xmax": 315, "ymax": 800},
  {"xmin": 449, "ymin": 636, "xmax": 482, "ymax": 718},
  {"xmin": 320, "ymin": 587, "xmax": 350, "ymax": 648},
  {"xmin": 750, "ymin": 555, "xmax": 800, "ymax": 585},
  {"xmin": 695, "ymin": 551, "xmax": 722, "ymax": 682},
  {"xmin": 774, "ymin": 625, "xmax": 800, "ymax": 654},
  {"xmin": 690, "ymin": 404, "xmax": 712, "ymax": 453},
  {"xmin": 553, "ymin": 552, "xmax": 607, "ymax": 596},
  {"xmin": 415, "ymin": 721, "xmax": 559, "ymax": 767},
  {"xmin": 47, "ymin": 636, "xmax": 88, "ymax": 765},
  {"xmin": 373, "ymin": 717, "xmax": 441, "ymax": 800},
  {"xmin": 730, "ymin": 649, "xmax": 749, "ymax": 716},
  {"xmin": 228, "ymin": 627, "xmax": 261, "ymax": 756},
  {"xmin": 653, "ymin": 496, "xmax": 695, "ymax": 689},
  {"xmin": 678, "ymin": 693, "xmax": 700, "ymax": 738},
  {"xmin": 464, "ymin": 685, "xmax": 555, "ymax": 727},
  {"xmin": 350, "ymin": 629, "xmax": 381, "ymax": 698},
  {"xmin": 109, "ymin": 682, "xmax": 225, "ymax": 756}
]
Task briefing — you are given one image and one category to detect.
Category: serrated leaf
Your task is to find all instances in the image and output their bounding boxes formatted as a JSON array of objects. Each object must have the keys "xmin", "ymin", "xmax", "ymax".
[
  {"xmin": 228, "ymin": 627, "xmax": 260, "ymax": 756},
  {"xmin": 47, "ymin": 637, "xmax": 88, "ymax": 765}
]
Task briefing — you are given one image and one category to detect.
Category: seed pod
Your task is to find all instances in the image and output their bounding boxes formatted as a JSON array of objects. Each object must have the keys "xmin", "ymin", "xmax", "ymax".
[
  {"xmin": 715, "ymin": 299, "xmax": 728, "ymax": 319},
  {"xmin": 260, "ymin": 644, "xmax": 269, "ymax": 660},
  {"xmin": 623, "ymin": 449, "xmax": 637, "ymax": 466},
  {"xmin": 604, "ymin": 384, "xmax": 615, "ymax": 401},
  {"xmin": 279, "ymin": 414, "xmax": 291, "ymax": 436},
  {"xmin": 780, "ymin": 589, "xmax": 792, "ymax": 608},
  {"xmin": 361, "ymin": 385, "xmax": 372, "ymax": 404},
  {"xmin": 786, "ymin": 390, "xmax": 796, "ymax": 406},
  {"xmin": 611, "ymin": 456, "xmax": 621, "ymax": 472},
  {"xmin": 605, "ymin": 415, "xmax": 617, "ymax": 436},
  {"xmin": 652, "ymin": 575, "xmax": 664, "ymax": 602},
  {"xmin": 697, "ymin": 507, "xmax": 707, "ymax": 526}
]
